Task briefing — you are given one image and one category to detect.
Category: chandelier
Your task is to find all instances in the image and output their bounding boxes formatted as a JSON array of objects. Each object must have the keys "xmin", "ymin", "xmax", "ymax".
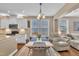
[{"xmin": 37, "ymin": 3, "xmax": 45, "ymax": 19}]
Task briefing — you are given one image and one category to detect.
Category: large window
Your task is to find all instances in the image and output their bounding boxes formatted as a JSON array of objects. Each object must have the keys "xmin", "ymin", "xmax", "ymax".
[
  {"xmin": 31, "ymin": 19, "xmax": 49, "ymax": 37},
  {"xmin": 74, "ymin": 22, "xmax": 79, "ymax": 31},
  {"xmin": 59, "ymin": 20, "xmax": 67, "ymax": 32},
  {"xmin": 58, "ymin": 19, "xmax": 69, "ymax": 34}
]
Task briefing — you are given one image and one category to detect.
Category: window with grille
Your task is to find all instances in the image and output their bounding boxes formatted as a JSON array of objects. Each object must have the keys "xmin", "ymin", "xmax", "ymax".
[{"xmin": 31, "ymin": 19, "xmax": 49, "ymax": 37}]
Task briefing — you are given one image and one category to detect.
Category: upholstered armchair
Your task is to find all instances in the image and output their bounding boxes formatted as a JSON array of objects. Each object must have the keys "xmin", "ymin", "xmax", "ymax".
[{"xmin": 53, "ymin": 37, "xmax": 70, "ymax": 51}]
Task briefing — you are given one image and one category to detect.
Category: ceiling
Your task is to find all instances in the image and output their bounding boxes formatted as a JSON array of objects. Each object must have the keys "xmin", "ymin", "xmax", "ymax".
[
  {"xmin": 65, "ymin": 8, "xmax": 79, "ymax": 17},
  {"xmin": 0, "ymin": 3, "xmax": 65, "ymax": 16}
]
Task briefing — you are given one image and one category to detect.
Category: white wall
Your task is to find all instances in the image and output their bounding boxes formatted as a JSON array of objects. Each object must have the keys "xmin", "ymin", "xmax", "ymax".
[
  {"xmin": 17, "ymin": 19, "xmax": 27, "ymax": 28},
  {"xmin": 1, "ymin": 17, "xmax": 27, "ymax": 28}
]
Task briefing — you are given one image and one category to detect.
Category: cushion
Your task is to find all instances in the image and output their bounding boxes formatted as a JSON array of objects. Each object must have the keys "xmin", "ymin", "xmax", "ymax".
[
  {"xmin": 58, "ymin": 41, "xmax": 67, "ymax": 44},
  {"xmin": 67, "ymin": 34, "xmax": 74, "ymax": 39},
  {"xmin": 71, "ymin": 40, "xmax": 79, "ymax": 43},
  {"xmin": 73, "ymin": 36, "xmax": 79, "ymax": 40},
  {"xmin": 31, "ymin": 37, "xmax": 37, "ymax": 41},
  {"xmin": 56, "ymin": 41, "xmax": 68, "ymax": 46},
  {"xmin": 41, "ymin": 37, "xmax": 48, "ymax": 41}
]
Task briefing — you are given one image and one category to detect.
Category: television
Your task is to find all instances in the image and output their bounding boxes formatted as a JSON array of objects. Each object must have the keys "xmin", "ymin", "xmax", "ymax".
[{"xmin": 9, "ymin": 24, "xmax": 18, "ymax": 29}]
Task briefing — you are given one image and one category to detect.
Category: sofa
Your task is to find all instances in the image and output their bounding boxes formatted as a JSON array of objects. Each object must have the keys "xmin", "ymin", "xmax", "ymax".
[{"xmin": 68, "ymin": 34, "xmax": 79, "ymax": 50}]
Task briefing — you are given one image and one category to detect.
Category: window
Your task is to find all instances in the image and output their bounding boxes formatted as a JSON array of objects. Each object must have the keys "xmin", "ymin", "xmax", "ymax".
[
  {"xmin": 58, "ymin": 19, "xmax": 69, "ymax": 34},
  {"xmin": 59, "ymin": 20, "xmax": 67, "ymax": 32},
  {"xmin": 31, "ymin": 19, "xmax": 49, "ymax": 37},
  {"xmin": 74, "ymin": 22, "xmax": 79, "ymax": 31}
]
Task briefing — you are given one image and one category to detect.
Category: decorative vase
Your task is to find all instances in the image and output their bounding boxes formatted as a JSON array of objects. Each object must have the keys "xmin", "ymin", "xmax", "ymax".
[
  {"xmin": 37, "ymin": 34, "xmax": 41, "ymax": 42},
  {"xmin": 37, "ymin": 38, "xmax": 42, "ymax": 42}
]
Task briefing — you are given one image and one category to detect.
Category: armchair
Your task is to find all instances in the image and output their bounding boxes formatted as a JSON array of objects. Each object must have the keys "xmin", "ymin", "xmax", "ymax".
[{"xmin": 53, "ymin": 37, "xmax": 70, "ymax": 51}]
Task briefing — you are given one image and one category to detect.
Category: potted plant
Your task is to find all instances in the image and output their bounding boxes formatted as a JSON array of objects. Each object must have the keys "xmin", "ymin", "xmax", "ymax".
[{"xmin": 37, "ymin": 33, "xmax": 41, "ymax": 41}]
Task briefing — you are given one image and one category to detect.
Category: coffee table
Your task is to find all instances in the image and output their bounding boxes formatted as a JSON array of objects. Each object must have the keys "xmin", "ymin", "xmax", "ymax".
[{"xmin": 25, "ymin": 41, "xmax": 53, "ymax": 56}]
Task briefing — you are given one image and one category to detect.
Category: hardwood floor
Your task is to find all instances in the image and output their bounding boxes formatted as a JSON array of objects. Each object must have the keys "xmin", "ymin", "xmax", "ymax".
[
  {"xmin": 58, "ymin": 47, "xmax": 79, "ymax": 56},
  {"xmin": 15, "ymin": 45, "xmax": 30, "ymax": 56},
  {"xmin": 17, "ymin": 44, "xmax": 79, "ymax": 56},
  {"xmin": 16, "ymin": 44, "xmax": 51, "ymax": 56},
  {"xmin": 17, "ymin": 43, "xmax": 25, "ymax": 50}
]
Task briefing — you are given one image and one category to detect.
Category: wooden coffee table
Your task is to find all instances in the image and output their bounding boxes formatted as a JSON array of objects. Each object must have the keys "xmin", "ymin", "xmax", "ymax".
[
  {"xmin": 26, "ymin": 41, "xmax": 53, "ymax": 48},
  {"xmin": 25, "ymin": 41, "xmax": 53, "ymax": 56}
]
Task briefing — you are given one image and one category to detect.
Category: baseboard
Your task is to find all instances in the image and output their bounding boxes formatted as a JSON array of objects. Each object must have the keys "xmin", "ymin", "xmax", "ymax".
[{"xmin": 9, "ymin": 49, "xmax": 18, "ymax": 56}]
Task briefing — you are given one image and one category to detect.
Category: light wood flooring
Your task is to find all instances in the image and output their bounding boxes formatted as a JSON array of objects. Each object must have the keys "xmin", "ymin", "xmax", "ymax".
[
  {"xmin": 16, "ymin": 44, "xmax": 79, "ymax": 56},
  {"xmin": 58, "ymin": 47, "xmax": 79, "ymax": 56}
]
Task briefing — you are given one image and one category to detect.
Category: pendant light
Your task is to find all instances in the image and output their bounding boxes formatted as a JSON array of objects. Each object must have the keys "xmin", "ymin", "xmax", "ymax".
[{"xmin": 37, "ymin": 3, "xmax": 45, "ymax": 20}]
